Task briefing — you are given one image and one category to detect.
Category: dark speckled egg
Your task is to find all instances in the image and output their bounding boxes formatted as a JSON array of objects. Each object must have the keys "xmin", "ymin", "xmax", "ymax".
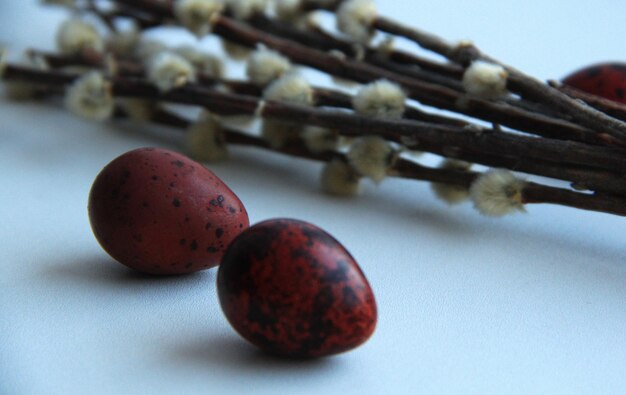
[
  {"xmin": 217, "ymin": 219, "xmax": 377, "ymax": 358},
  {"xmin": 88, "ymin": 147, "xmax": 249, "ymax": 275},
  {"xmin": 562, "ymin": 63, "xmax": 626, "ymax": 104}
]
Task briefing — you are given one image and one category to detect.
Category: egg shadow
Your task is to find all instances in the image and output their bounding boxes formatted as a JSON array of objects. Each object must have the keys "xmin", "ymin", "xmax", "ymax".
[
  {"xmin": 171, "ymin": 333, "xmax": 340, "ymax": 375},
  {"xmin": 42, "ymin": 254, "xmax": 215, "ymax": 292}
]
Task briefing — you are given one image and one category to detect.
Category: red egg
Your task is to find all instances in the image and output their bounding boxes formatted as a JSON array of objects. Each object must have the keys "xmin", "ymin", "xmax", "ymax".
[
  {"xmin": 562, "ymin": 62, "xmax": 626, "ymax": 104},
  {"xmin": 88, "ymin": 147, "xmax": 249, "ymax": 275},
  {"xmin": 217, "ymin": 219, "xmax": 377, "ymax": 358}
]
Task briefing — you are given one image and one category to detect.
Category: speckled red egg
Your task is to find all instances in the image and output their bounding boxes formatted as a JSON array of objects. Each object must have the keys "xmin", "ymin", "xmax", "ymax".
[
  {"xmin": 88, "ymin": 147, "xmax": 249, "ymax": 275},
  {"xmin": 562, "ymin": 63, "xmax": 626, "ymax": 104},
  {"xmin": 217, "ymin": 219, "xmax": 377, "ymax": 358}
]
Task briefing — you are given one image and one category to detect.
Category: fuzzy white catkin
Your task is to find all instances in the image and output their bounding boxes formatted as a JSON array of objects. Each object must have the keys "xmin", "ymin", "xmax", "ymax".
[
  {"xmin": 263, "ymin": 74, "xmax": 313, "ymax": 105},
  {"xmin": 303, "ymin": 126, "xmax": 339, "ymax": 153},
  {"xmin": 226, "ymin": 0, "xmax": 268, "ymax": 20},
  {"xmin": 107, "ymin": 28, "xmax": 140, "ymax": 57},
  {"xmin": 3, "ymin": 54, "xmax": 49, "ymax": 101},
  {"xmin": 0, "ymin": 49, "xmax": 7, "ymax": 79},
  {"xmin": 42, "ymin": 0, "xmax": 76, "ymax": 8},
  {"xmin": 135, "ymin": 39, "xmax": 168, "ymax": 62},
  {"xmin": 147, "ymin": 52, "xmax": 196, "ymax": 92},
  {"xmin": 470, "ymin": 169, "xmax": 526, "ymax": 216},
  {"xmin": 274, "ymin": 0, "xmax": 319, "ymax": 30},
  {"xmin": 347, "ymin": 136, "xmax": 396, "ymax": 183},
  {"xmin": 321, "ymin": 159, "xmax": 361, "ymax": 197},
  {"xmin": 336, "ymin": 0, "xmax": 377, "ymax": 44},
  {"xmin": 56, "ymin": 19, "xmax": 104, "ymax": 55},
  {"xmin": 462, "ymin": 60, "xmax": 508, "ymax": 100},
  {"xmin": 174, "ymin": 0, "xmax": 224, "ymax": 37},
  {"xmin": 174, "ymin": 46, "xmax": 224, "ymax": 77},
  {"xmin": 430, "ymin": 159, "xmax": 473, "ymax": 205},
  {"xmin": 353, "ymin": 79, "xmax": 406, "ymax": 119},
  {"xmin": 260, "ymin": 74, "xmax": 313, "ymax": 147},
  {"xmin": 186, "ymin": 111, "xmax": 229, "ymax": 162},
  {"xmin": 221, "ymin": 39, "xmax": 252, "ymax": 60},
  {"xmin": 261, "ymin": 119, "xmax": 299, "ymax": 149},
  {"xmin": 246, "ymin": 48, "xmax": 291, "ymax": 86},
  {"xmin": 64, "ymin": 71, "xmax": 114, "ymax": 121},
  {"xmin": 122, "ymin": 99, "xmax": 159, "ymax": 121},
  {"xmin": 274, "ymin": 0, "xmax": 302, "ymax": 21}
]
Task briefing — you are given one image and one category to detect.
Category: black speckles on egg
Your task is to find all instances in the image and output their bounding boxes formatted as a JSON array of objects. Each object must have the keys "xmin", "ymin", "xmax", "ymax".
[
  {"xmin": 342, "ymin": 286, "xmax": 360, "ymax": 308},
  {"xmin": 89, "ymin": 147, "xmax": 249, "ymax": 275},
  {"xmin": 216, "ymin": 228, "xmax": 224, "ymax": 239},
  {"xmin": 210, "ymin": 195, "xmax": 226, "ymax": 208},
  {"xmin": 247, "ymin": 303, "xmax": 277, "ymax": 329},
  {"xmin": 585, "ymin": 66, "xmax": 602, "ymax": 78},
  {"xmin": 228, "ymin": 206, "xmax": 237, "ymax": 214},
  {"xmin": 563, "ymin": 62, "xmax": 626, "ymax": 105},
  {"xmin": 217, "ymin": 219, "xmax": 376, "ymax": 358},
  {"xmin": 321, "ymin": 260, "xmax": 350, "ymax": 283}
]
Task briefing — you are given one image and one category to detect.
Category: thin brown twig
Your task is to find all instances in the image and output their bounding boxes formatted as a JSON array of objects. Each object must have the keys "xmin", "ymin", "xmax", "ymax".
[
  {"xmin": 550, "ymin": 81, "xmax": 626, "ymax": 123},
  {"xmin": 4, "ymin": 64, "xmax": 626, "ymax": 199},
  {"xmin": 28, "ymin": 49, "xmax": 469, "ymax": 127},
  {"xmin": 121, "ymin": 105, "xmax": 626, "ymax": 217},
  {"xmin": 110, "ymin": 1, "xmax": 619, "ymax": 147},
  {"xmin": 371, "ymin": 16, "xmax": 626, "ymax": 144}
]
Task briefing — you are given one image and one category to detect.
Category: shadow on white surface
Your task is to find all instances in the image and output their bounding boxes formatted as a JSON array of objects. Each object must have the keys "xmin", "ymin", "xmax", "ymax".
[
  {"xmin": 43, "ymin": 255, "xmax": 215, "ymax": 289},
  {"xmin": 172, "ymin": 334, "xmax": 340, "ymax": 374}
]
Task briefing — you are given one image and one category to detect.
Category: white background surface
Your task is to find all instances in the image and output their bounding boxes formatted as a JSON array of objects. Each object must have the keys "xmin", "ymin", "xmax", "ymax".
[{"xmin": 1, "ymin": 1, "xmax": 626, "ymax": 394}]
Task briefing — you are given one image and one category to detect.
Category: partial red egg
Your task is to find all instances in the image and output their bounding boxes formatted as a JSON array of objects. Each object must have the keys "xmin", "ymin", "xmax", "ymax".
[
  {"xmin": 88, "ymin": 147, "xmax": 249, "ymax": 275},
  {"xmin": 562, "ymin": 62, "xmax": 626, "ymax": 104},
  {"xmin": 217, "ymin": 218, "xmax": 377, "ymax": 358}
]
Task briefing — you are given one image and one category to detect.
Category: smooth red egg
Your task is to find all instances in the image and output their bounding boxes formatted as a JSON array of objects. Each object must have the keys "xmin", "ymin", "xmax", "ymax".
[
  {"xmin": 88, "ymin": 147, "xmax": 249, "ymax": 275},
  {"xmin": 562, "ymin": 62, "xmax": 626, "ymax": 104},
  {"xmin": 217, "ymin": 218, "xmax": 377, "ymax": 358}
]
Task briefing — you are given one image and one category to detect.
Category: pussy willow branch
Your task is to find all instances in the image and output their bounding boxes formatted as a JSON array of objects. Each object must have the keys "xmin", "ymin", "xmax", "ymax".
[
  {"xmin": 116, "ymin": 4, "xmax": 575, "ymax": 133},
  {"xmin": 247, "ymin": 15, "xmax": 562, "ymax": 121},
  {"xmin": 22, "ymin": 51, "xmax": 626, "ymax": 200},
  {"xmin": 30, "ymin": 49, "xmax": 468, "ymax": 127},
  {"xmin": 550, "ymin": 82, "xmax": 626, "ymax": 123},
  {"xmin": 368, "ymin": 16, "xmax": 626, "ymax": 143},
  {"xmin": 4, "ymin": 64, "xmax": 626, "ymax": 200},
  {"xmin": 108, "ymin": 0, "xmax": 619, "ymax": 147},
  {"xmin": 124, "ymin": 103, "xmax": 626, "ymax": 216},
  {"xmin": 109, "ymin": 0, "xmax": 626, "ymax": 144},
  {"xmin": 31, "ymin": 51, "xmax": 626, "ymax": 198}
]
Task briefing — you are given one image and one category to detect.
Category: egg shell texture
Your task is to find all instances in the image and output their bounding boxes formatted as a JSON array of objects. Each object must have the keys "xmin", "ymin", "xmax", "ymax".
[
  {"xmin": 88, "ymin": 147, "xmax": 249, "ymax": 274},
  {"xmin": 217, "ymin": 219, "xmax": 377, "ymax": 358},
  {"xmin": 562, "ymin": 63, "xmax": 626, "ymax": 104}
]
